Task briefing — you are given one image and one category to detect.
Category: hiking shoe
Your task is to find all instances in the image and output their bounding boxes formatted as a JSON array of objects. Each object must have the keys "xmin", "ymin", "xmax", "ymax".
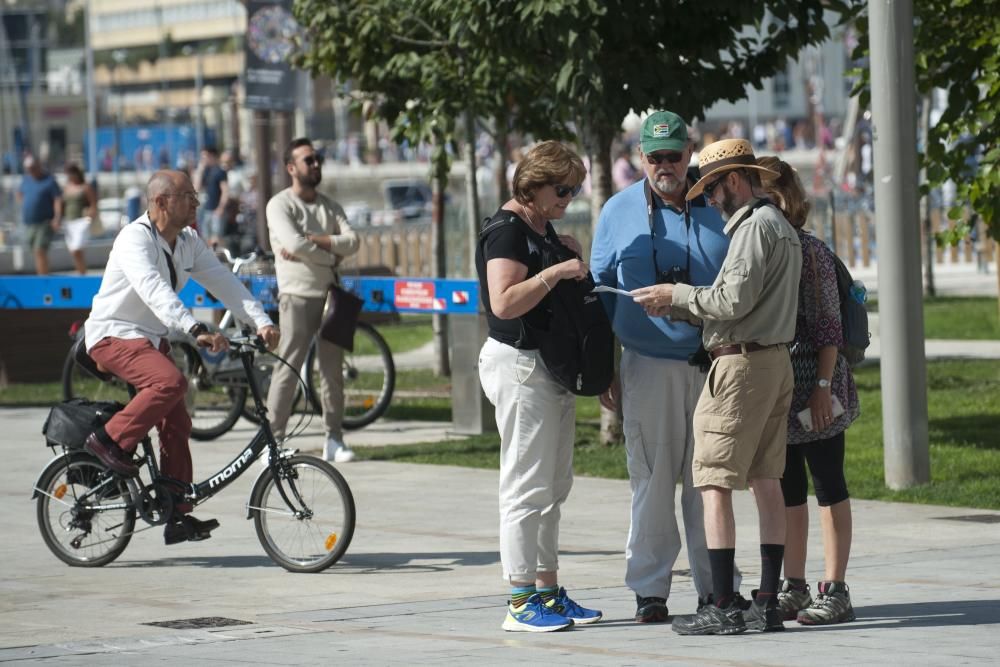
[
  {"xmin": 744, "ymin": 598, "xmax": 786, "ymax": 632},
  {"xmin": 546, "ymin": 587, "xmax": 602, "ymax": 624},
  {"xmin": 797, "ymin": 581, "xmax": 856, "ymax": 625},
  {"xmin": 164, "ymin": 515, "xmax": 220, "ymax": 545},
  {"xmin": 636, "ymin": 595, "xmax": 669, "ymax": 623},
  {"xmin": 671, "ymin": 601, "xmax": 747, "ymax": 636},
  {"xmin": 83, "ymin": 433, "xmax": 138, "ymax": 477},
  {"xmin": 778, "ymin": 579, "xmax": 813, "ymax": 621},
  {"xmin": 501, "ymin": 593, "xmax": 573, "ymax": 632}
]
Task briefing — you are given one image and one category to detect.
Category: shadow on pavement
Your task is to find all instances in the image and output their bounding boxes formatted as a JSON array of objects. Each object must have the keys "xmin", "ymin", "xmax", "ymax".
[{"xmin": 807, "ymin": 600, "xmax": 1000, "ymax": 630}]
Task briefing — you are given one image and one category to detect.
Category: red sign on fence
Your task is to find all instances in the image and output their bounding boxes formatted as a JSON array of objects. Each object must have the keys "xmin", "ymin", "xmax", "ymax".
[{"xmin": 394, "ymin": 280, "xmax": 436, "ymax": 310}]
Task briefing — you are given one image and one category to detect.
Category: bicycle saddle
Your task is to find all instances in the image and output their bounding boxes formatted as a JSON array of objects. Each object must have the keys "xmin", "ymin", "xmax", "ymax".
[{"xmin": 71, "ymin": 334, "xmax": 114, "ymax": 383}]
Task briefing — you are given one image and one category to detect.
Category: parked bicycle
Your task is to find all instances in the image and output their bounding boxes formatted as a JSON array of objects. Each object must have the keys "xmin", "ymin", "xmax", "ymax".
[
  {"xmin": 35, "ymin": 332, "xmax": 356, "ymax": 573},
  {"xmin": 61, "ymin": 249, "xmax": 396, "ymax": 439}
]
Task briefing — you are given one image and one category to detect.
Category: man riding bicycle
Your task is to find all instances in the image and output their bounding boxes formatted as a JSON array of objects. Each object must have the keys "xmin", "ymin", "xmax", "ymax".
[{"xmin": 82, "ymin": 170, "xmax": 280, "ymax": 545}]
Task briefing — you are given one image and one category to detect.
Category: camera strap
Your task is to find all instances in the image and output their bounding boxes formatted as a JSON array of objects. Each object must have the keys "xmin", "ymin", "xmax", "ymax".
[{"xmin": 644, "ymin": 180, "xmax": 691, "ymax": 281}]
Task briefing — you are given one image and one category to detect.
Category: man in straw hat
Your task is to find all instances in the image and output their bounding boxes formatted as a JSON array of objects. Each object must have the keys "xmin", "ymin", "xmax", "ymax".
[
  {"xmin": 633, "ymin": 138, "xmax": 802, "ymax": 635},
  {"xmin": 591, "ymin": 111, "xmax": 741, "ymax": 624}
]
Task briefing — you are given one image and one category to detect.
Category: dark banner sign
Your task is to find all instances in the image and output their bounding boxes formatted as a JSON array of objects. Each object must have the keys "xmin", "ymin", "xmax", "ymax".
[{"xmin": 244, "ymin": 0, "xmax": 300, "ymax": 111}]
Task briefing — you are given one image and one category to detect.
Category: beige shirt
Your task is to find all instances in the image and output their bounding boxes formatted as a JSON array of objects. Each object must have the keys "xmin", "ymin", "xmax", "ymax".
[
  {"xmin": 672, "ymin": 198, "xmax": 801, "ymax": 351},
  {"xmin": 266, "ymin": 188, "xmax": 360, "ymax": 298}
]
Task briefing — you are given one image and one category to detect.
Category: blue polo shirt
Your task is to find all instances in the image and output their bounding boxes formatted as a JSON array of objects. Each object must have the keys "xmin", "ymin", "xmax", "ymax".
[
  {"xmin": 19, "ymin": 173, "xmax": 62, "ymax": 225},
  {"xmin": 590, "ymin": 179, "xmax": 730, "ymax": 360}
]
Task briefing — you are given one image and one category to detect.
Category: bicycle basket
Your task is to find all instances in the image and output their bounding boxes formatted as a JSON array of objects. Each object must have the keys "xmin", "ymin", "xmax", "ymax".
[
  {"xmin": 42, "ymin": 399, "xmax": 124, "ymax": 449},
  {"xmin": 236, "ymin": 256, "xmax": 276, "ymax": 277}
]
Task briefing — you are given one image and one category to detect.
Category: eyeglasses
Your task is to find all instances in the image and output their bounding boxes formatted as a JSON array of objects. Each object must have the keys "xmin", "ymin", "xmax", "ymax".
[
  {"xmin": 302, "ymin": 154, "xmax": 324, "ymax": 167},
  {"xmin": 645, "ymin": 152, "xmax": 685, "ymax": 165},
  {"xmin": 703, "ymin": 175, "xmax": 727, "ymax": 198},
  {"xmin": 552, "ymin": 183, "xmax": 582, "ymax": 198},
  {"xmin": 163, "ymin": 192, "xmax": 200, "ymax": 203}
]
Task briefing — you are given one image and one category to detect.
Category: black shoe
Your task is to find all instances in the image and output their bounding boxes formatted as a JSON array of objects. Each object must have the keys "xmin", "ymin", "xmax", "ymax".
[
  {"xmin": 164, "ymin": 515, "xmax": 219, "ymax": 545},
  {"xmin": 84, "ymin": 433, "xmax": 138, "ymax": 477},
  {"xmin": 744, "ymin": 599, "xmax": 786, "ymax": 632},
  {"xmin": 671, "ymin": 601, "xmax": 747, "ymax": 636},
  {"xmin": 635, "ymin": 596, "xmax": 669, "ymax": 623}
]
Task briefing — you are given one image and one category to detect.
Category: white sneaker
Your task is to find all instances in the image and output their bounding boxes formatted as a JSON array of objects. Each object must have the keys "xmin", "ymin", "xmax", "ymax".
[{"xmin": 324, "ymin": 437, "xmax": 355, "ymax": 463}]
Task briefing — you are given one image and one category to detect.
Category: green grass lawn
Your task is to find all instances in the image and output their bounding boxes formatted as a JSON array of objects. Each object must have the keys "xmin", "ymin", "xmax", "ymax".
[
  {"xmin": 376, "ymin": 315, "xmax": 434, "ymax": 354},
  {"xmin": 358, "ymin": 360, "xmax": 1000, "ymax": 511},
  {"xmin": 870, "ymin": 296, "xmax": 1000, "ymax": 340}
]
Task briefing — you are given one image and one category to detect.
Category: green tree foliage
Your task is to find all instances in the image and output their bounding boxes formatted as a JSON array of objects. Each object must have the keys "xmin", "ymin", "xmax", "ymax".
[{"xmin": 853, "ymin": 0, "xmax": 1000, "ymax": 239}]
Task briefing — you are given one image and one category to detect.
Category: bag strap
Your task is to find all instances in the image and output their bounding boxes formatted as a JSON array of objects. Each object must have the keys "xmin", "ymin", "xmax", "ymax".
[{"xmin": 137, "ymin": 221, "xmax": 178, "ymax": 291}]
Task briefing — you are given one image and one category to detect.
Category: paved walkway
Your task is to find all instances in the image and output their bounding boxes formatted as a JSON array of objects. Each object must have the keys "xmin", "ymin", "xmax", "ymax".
[{"xmin": 2, "ymin": 407, "xmax": 999, "ymax": 665}]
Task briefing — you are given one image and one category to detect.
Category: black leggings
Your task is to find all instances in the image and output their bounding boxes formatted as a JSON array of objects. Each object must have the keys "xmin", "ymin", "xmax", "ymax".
[{"xmin": 781, "ymin": 431, "xmax": 850, "ymax": 507}]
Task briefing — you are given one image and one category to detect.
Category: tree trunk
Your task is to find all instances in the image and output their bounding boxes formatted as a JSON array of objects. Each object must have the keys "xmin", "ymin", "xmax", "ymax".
[
  {"xmin": 587, "ymin": 122, "xmax": 622, "ymax": 446},
  {"xmin": 430, "ymin": 143, "xmax": 451, "ymax": 377},
  {"xmin": 464, "ymin": 109, "xmax": 482, "ymax": 278},
  {"xmin": 494, "ymin": 117, "xmax": 510, "ymax": 204},
  {"xmin": 919, "ymin": 95, "xmax": 936, "ymax": 296}
]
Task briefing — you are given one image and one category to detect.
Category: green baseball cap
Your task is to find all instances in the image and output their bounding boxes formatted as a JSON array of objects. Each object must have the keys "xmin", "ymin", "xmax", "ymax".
[{"xmin": 640, "ymin": 111, "xmax": 688, "ymax": 153}]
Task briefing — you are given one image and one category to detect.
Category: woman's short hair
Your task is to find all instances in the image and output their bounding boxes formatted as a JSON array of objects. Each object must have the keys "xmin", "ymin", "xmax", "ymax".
[
  {"xmin": 757, "ymin": 156, "xmax": 811, "ymax": 228},
  {"xmin": 511, "ymin": 141, "xmax": 586, "ymax": 204}
]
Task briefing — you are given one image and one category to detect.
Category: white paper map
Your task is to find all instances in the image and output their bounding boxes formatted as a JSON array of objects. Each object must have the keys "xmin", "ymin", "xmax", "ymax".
[{"xmin": 592, "ymin": 285, "xmax": 634, "ymax": 298}]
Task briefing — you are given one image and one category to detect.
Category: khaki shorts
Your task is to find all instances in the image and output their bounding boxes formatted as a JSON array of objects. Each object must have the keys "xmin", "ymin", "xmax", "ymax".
[
  {"xmin": 26, "ymin": 223, "xmax": 54, "ymax": 251},
  {"xmin": 692, "ymin": 345, "xmax": 793, "ymax": 490}
]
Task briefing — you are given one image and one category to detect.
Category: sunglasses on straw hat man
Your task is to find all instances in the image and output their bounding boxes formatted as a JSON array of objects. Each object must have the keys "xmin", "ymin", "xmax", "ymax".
[{"xmin": 686, "ymin": 138, "xmax": 778, "ymax": 201}]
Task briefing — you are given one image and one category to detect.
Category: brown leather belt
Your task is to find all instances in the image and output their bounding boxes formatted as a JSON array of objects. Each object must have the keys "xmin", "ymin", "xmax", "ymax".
[{"xmin": 709, "ymin": 342, "xmax": 779, "ymax": 359}]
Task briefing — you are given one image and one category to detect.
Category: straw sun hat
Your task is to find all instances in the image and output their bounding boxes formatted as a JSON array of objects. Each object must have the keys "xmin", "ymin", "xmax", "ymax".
[{"xmin": 686, "ymin": 138, "xmax": 778, "ymax": 200}]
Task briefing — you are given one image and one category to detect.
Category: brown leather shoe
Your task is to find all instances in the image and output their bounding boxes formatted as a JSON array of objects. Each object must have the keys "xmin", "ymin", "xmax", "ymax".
[{"xmin": 83, "ymin": 433, "xmax": 138, "ymax": 476}]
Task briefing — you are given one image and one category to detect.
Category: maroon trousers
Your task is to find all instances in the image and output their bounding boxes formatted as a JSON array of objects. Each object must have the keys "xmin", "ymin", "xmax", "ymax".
[{"xmin": 89, "ymin": 336, "xmax": 193, "ymax": 512}]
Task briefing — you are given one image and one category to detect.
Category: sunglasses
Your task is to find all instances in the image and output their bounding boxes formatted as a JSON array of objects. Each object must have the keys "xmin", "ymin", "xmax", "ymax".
[
  {"xmin": 552, "ymin": 183, "xmax": 582, "ymax": 198},
  {"xmin": 703, "ymin": 175, "xmax": 727, "ymax": 198},
  {"xmin": 645, "ymin": 152, "xmax": 685, "ymax": 165},
  {"xmin": 302, "ymin": 154, "xmax": 324, "ymax": 167}
]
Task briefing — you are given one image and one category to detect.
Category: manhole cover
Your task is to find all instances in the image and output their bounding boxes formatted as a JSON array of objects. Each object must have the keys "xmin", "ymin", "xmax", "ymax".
[
  {"xmin": 143, "ymin": 617, "xmax": 252, "ymax": 630},
  {"xmin": 933, "ymin": 514, "xmax": 1000, "ymax": 524}
]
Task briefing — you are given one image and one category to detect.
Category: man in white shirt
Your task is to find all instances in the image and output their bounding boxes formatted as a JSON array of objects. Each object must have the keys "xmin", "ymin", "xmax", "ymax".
[
  {"xmin": 83, "ymin": 170, "xmax": 279, "ymax": 545},
  {"xmin": 266, "ymin": 138, "xmax": 359, "ymax": 463}
]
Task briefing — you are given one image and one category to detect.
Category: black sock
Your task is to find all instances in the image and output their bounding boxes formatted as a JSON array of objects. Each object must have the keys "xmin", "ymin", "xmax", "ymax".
[
  {"xmin": 786, "ymin": 576, "xmax": 808, "ymax": 592},
  {"xmin": 759, "ymin": 544, "xmax": 785, "ymax": 606},
  {"xmin": 708, "ymin": 548, "xmax": 736, "ymax": 607},
  {"xmin": 95, "ymin": 425, "xmax": 116, "ymax": 448}
]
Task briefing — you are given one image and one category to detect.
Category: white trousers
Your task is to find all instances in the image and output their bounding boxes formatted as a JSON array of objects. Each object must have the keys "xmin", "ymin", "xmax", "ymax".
[
  {"xmin": 622, "ymin": 350, "xmax": 725, "ymax": 600},
  {"xmin": 479, "ymin": 337, "xmax": 575, "ymax": 583}
]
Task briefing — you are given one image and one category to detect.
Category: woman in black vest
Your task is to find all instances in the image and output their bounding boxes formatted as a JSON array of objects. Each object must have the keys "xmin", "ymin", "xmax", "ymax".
[{"xmin": 476, "ymin": 141, "xmax": 599, "ymax": 632}]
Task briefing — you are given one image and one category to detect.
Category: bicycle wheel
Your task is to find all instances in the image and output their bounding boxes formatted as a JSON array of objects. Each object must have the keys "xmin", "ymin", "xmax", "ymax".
[
  {"xmin": 36, "ymin": 453, "xmax": 135, "ymax": 567},
  {"xmin": 62, "ymin": 345, "xmax": 130, "ymax": 404},
  {"xmin": 307, "ymin": 322, "xmax": 395, "ymax": 430},
  {"xmin": 172, "ymin": 342, "xmax": 247, "ymax": 441},
  {"xmin": 250, "ymin": 455, "xmax": 355, "ymax": 573}
]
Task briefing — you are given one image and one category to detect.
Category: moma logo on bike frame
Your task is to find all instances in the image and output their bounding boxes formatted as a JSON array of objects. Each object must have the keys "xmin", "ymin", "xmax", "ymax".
[{"xmin": 209, "ymin": 446, "xmax": 256, "ymax": 489}]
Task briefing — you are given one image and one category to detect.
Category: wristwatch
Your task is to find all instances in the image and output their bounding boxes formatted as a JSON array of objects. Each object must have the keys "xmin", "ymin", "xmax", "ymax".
[
  {"xmin": 817, "ymin": 378, "xmax": 831, "ymax": 389},
  {"xmin": 188, "ymin": 323, "xmax": 209, "ymax": 337}
]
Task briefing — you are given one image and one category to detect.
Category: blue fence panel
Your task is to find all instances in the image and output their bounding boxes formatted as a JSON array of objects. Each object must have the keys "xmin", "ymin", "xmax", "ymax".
[{"xmin": 0, "ymin": 275, "xmax": 479, "ymax": 315}]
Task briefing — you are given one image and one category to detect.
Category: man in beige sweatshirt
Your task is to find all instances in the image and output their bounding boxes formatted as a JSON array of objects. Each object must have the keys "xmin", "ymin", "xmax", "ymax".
[{"xmin": 266, "ymin": 138, "xmax": 360, "ymax": 462}]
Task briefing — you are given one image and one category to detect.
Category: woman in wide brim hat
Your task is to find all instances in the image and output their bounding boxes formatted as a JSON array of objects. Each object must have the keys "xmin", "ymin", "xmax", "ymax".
[{"xmin": 687, "ymin": 138, "xmax": 779, "ymax": 201}]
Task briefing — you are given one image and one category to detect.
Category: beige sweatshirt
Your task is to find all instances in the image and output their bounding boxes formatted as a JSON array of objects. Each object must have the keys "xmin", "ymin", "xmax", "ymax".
[{"xmin": 266, "ymin": 188, "xmax": 360, "ymax": 298}]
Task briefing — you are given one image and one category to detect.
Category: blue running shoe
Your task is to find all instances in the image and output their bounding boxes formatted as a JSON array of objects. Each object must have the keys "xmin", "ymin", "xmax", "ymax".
[
  {"xmin": 546, "ymin": 587, "xmax": 603, "ymax": 625},
  {"xmin": 502, "ymin": 593, "xmax": 573, "ymax": 632}
]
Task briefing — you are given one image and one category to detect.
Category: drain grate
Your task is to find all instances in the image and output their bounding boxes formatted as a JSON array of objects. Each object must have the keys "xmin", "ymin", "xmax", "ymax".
[
  {"xmin": 934, "ymin": 514, "xmax": 1000, "ymax": 524},
  {"xmin": 143, "ymin": 617, "xmax": 253, "ymax": 630}
]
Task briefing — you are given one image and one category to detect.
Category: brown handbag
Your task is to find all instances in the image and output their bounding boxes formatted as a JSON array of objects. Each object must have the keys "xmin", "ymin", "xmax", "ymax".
[{"xmin": 319, "ymin": 284, "xmax": 364, "ymax": 351}]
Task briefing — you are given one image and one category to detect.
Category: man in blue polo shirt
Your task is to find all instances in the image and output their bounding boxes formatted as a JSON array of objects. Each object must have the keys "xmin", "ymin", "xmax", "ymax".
[
  {"xmin": 591, "ymin": 111, "xmax": 738, "ymax": 623},
  {"xmin": 16, "ymin": 156, "xmax": 63, "ymax": 275}
]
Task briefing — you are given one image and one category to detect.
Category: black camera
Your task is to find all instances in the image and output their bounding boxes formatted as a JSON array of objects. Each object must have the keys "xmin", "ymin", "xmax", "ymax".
[
  {"xmin": 688, "ymin": 343, "xmax": 711, "ymax": 372},
  {"xmin": 656, "ymin": 265, "xmax": 691, "ymax": 285}
]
